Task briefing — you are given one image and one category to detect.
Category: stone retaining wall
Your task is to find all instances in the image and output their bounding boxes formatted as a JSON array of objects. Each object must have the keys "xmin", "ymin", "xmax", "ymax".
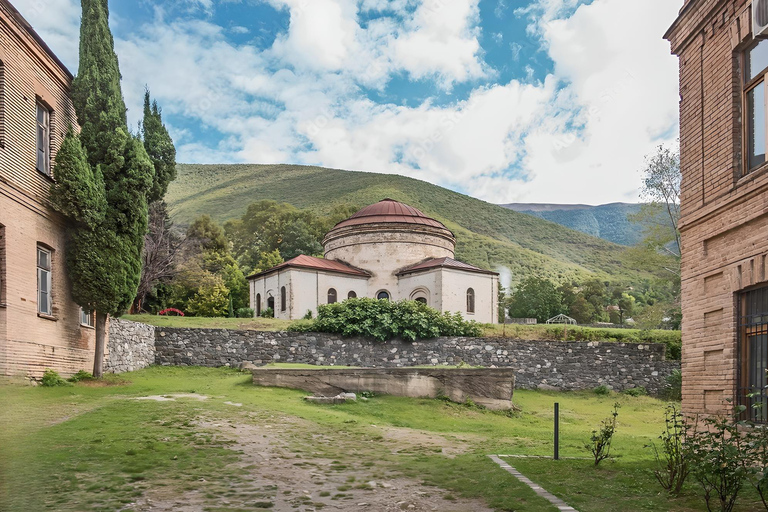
[
  {"xmin": 155, "ymin": 329, "xmax": 680, "ymax": 395},
  {"xmin": 251, "ymin": 368, "xmax": 516, "ymax": 409},
  {"xmin": 105, "ymin": 319, "xmax": 156, "ymax": 373}
]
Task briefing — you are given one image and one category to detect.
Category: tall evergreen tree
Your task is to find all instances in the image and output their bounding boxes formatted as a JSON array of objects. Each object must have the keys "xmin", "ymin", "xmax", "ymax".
[
  {"xmin": 142, "ymin": 89, "xmax": 177, "ymax": 202},
  {"xmin": 52, "ymin": 0, "xmax": 154, "ymax": 377}
]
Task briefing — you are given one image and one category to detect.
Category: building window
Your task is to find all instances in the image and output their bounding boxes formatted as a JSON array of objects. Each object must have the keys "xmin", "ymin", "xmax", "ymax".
[
  {"xmin": 0, "ymin": 61, "xmax": 5, "ymax": 149},
  {"xmin": 80, "ymin": 308, "xmax": 94, "ymax": 327},
  {"xmin": 281, "ymin": 286, "xmax": 287, "ymax": 312},
  {"xmin": 745, "ymin": 40, "xmax": 768, "ymax": 172},
  {"xmin": 328, "ymin": 288, "xmax": 337, "ymax": 304},
  {"xmin": 37, "ymin": 246, "xmax": 52, "ymax": 315},
  {"xmin": 467, "ymin": 288, "xmax": 475, "ymax": 314},
  {"xmin": 415, "ymin": 297, "xmax": 427, "ymax": 305},
  {"xmin": 36, "ymin": 102, "xmax": 51, "ymax": 175},
  {"xmin": 256, "ymin": 293, "xmax": 261, "ymax": 317},
  {"xmin": 267, "ymin": 294, "xmax": 275, "ymax": 312},
  {"xmin": 348, "ymin": 291, "xmax": 357, "ymax": 299},
  {"xmin": 377, "ymin": 291, "xmax": 390, "ymax": 300},
  {"xmin": 739, "ymin": 286, "xmax": 768, "ymax": 423}
]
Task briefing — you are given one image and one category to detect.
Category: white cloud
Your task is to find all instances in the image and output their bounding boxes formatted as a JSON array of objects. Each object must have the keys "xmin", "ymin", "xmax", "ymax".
[{"xmin": 10, "ymin": 0, "xmax": 683, "ymax": 206}]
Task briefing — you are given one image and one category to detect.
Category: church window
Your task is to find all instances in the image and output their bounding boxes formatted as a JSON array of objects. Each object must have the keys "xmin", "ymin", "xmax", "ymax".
[
  {"xmin": 281, "ymin": 286, "xmax": 287, "ymax": 312},
  {"xmin": 267, "ymin": 295, "xmax": 275, "ymax": 312},
  {"xmin": 377, "ymin": 291, "xmax": 390, "ymax": 300},
  {"xmin": 256, "ymin": 293, "xmax": 261, "ymax": 317},
  {"xmin": 348, "ymin": 291, "xmax": 357, "ymax": 299},
  {"xmin": 466, "ymin": 288, "xmax": 475, "ymax": 314},
  {"xmin": 328, "ymin": 288, "xmax": 337, "ymax": 304}
]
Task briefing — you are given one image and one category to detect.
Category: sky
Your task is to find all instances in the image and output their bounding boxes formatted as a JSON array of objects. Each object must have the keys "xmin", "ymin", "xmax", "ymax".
[{"xmin": 13, "ymin": 0, "xmax": 683, "ymax": 205}]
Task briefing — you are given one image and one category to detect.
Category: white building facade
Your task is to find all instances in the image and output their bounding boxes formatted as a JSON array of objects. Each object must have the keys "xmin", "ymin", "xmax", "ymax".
[{"xmin": 248, "ymin": 199, "xmax": 499, "ymax": 324}]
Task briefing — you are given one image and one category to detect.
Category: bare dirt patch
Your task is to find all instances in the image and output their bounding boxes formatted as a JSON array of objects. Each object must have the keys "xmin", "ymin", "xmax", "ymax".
[
  {"xmin": 375, "ymin": 426, "xmax": 477, "ymax": 459},
  {"xmin": 127, "ymin": 415, "xmax": 493, "ymax": 512}
]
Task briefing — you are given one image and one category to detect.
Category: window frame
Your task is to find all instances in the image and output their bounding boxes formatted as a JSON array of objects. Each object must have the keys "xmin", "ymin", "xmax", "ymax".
[
  {"xmin": 743, "ymin": 42, "xmax": 768, "ymax": 175},
  {"xmin": 466, "ymin": 288, "xmax": 476, "ymax": 314},
  {"xmin": 376, "ymin": 290, "xmax": 390, "ymax": 301},
  {"xmin": 738, "ymin": 285, "xmax": 768, "ymax": 423},
  {"xmin": 280, "ymin": 286, "xmax": 287, "ymax": 312},
  {"xmin": 80, "ymin": 308, "xmax": 94, "ymax": 328},
  {"xmin": 347, "ymin": 291, "xmax": 357, "ymax": 300},
  {"xmin": 327, "ymin": 288, "xmax": 337, "ymax": 304},
  {"xmin": 36, "ymin": 101, "xmax": 51, "ymax": 176},
  {"xmin": 37, "ymin": 245, "xmax": 52, "ymax": 316}
]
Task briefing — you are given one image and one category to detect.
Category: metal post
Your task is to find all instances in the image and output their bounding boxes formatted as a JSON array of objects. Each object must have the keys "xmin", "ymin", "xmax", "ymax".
[{"xmin": 554, "ymin": 402, "xmax": 560, "ymax": 460}]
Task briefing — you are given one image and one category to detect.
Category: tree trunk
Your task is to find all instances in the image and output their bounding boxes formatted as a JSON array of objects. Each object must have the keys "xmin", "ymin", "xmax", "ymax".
[{"xmin": 93, "ymin": 312, "xmax": 108, "ymax": 378}]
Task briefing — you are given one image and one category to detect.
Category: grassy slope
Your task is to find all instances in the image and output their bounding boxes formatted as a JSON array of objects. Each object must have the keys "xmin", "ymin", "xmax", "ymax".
[
  {"xmin": 1, "ymin": 367, "xmax": 761, "ymax": 511},
  {"xmin": 167, "ymin": 164, "xmax": 640, "ymax": 287}
]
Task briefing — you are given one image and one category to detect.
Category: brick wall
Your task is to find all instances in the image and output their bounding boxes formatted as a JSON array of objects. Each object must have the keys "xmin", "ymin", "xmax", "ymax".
[
  {"xmin": 0, "ymin": 1, "xmax": 96, "ymax": 378},
  {"xmin": 667, "ymin": 0, "xmax": 768, "ymax": 416}
]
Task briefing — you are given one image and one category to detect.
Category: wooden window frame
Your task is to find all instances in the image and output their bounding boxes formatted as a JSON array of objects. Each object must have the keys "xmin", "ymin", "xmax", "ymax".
[
  {"xmin": 80, "ymin": 308, "xmax": 94, "ymax": 328},
  {"xmin": 36, "ymin": 101, "xmax": 52, "ymax": 176},
  {"xmin": 742, "ymin": 42, "xmax": 768, "ymax": 175},
  {"xmin": 37, "ymin": 245, "xmax": 52, "ymax": 316},
  {"xmin": 738, "ymin": 285, "xmax": 768, "ymax": 423}
]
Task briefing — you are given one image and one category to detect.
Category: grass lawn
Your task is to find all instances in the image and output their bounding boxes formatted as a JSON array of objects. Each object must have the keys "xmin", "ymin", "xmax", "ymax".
[
  {"xmin": 0, "ymin": 366, "xmax": 757, "ymax": 511},
  {"xmin": 124, "ymin": 314, "xmax": 295, "ymax": 331}
]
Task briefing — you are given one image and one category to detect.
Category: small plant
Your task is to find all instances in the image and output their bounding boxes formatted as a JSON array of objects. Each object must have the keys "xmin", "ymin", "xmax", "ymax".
[
  {"xmin": 664, "ymin": 369, "xmax": 683, "ymax": 401},
  {"xmin": 687, "ymin": 410, "xmax": 748, "ymax": 512},
  {"xmin": 67, "ymin": 370, "xmax": 95, "ymax": 383},
  {"xmin": 260, "ymin": 307, "xmax": 274, "ymax": 318},
  {"xmin": 236, "ymin": 307, "xmax": 254, "ymax": 319},
  {"xmin": 40, "ymin": 369, "xmax": 71, "ymax": 387},
  {"xmin": 303, "ymin": 310, "xmax": 313, "ymax": 320},
  {"xmin": 648, "ymin": 405, "xmax": 689, "ymax": 495},
  {"xmin": 622, "ymin": 386, "xmax": 647, "ymax": 397},
  {"xmin": 587, "ymin": 402, "xmax": 620, "ymax": 466},
  {"xmin": 359, "ymin": 391, "xmax": 375, "ymax": 399},
  {"xmin": 593, "ymin": 384, "xmax": 611, "ymax": 396}
]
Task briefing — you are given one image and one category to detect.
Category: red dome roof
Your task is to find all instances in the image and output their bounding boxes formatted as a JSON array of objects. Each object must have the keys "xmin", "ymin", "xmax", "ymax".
[{"xmin": 332, "ymin": 199, "xmax": 448, "ymax": 230}]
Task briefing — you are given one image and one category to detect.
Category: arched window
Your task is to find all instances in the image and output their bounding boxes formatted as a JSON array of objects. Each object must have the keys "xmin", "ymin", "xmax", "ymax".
[
  {"xmin": 267, "ymin": 295, "xmax": 275, "ymax": 312},
  {"xmin": 467, "ymin": 288, "xmax": 475, "ymax": 314},
  {"xmin": 348, "ymin": 291, "xmax": 357, "ymax": 299},
  {"xmin": 377, "ymin": 290, "xmax": 390, "ymax": 300},
  {"xmin": 415, "ymin": 297, "xmax": 427, "ymax": 305},
  {"xmin": 328, "ymin": 288, "xmax": 338, "ymax": 304},
  {"xmin": 256, "ymin": 293, "xmax": 261, "ymax": 317},
  {"xmin": 280, "ymin": 286, "xmax": 287, "ymax": 312}
]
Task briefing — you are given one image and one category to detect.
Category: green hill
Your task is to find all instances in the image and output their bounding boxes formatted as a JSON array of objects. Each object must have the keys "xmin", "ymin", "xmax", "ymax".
[
  {"xmin": 500, "ymin": 203, "xmax": 663, "ymax": 246},
  {"xmin": 166, "ymin": 164, "xmax": 644, "ymax": 288}
]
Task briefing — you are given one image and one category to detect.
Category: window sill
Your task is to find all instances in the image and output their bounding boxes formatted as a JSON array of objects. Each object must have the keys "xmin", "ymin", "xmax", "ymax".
[
  {"xmin": 37, "ymin": 313, "xmax": 57, "ymax": 321},
  {"xmin": 80, "ymin": 324, "xmax": 95, "ymax": 330},
  {"xmin": 738, "ymin": 163, "xmax": 768, "ymax": 187},
  {"xmin": 0, "ymin": 303, "xmax": 7, "ymax": 308},
  {"xmin": 36, "ymin": 169, "xmax": 54, "ymax": 182}
]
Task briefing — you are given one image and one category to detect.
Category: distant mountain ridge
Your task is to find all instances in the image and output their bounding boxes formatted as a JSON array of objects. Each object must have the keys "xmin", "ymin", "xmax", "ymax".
[{"xmin": 500, "ymin": 202, "xmax": 651, "ymax": 246}]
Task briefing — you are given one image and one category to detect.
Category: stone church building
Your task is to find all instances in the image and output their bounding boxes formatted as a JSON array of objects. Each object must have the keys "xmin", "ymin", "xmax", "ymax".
[
  {"xmin": 248, "ymin": 199, "xmax": 499, "ymax": 324},
  {"xmin": 0, "ymin": 0, "xmax": 97, "ymax": 378},
  {"xmin": 666, "ymin": 0, "xmax": 768, "ymax": 420}
]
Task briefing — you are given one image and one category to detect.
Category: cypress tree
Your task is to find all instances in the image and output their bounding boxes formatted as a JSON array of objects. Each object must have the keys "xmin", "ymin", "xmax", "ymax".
[
  {"xmin": 52, "ymin": 0, "xmax": 154, "ymax": 377},
  {"xmin": 142, "ymin": 89, "xmax": 177, "ymax": 202}
]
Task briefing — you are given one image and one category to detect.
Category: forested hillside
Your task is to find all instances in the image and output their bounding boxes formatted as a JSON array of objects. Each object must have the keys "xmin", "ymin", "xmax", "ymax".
[{"xmin": 166, "ymin": 164, "xmax": 651, "ymax": 288}]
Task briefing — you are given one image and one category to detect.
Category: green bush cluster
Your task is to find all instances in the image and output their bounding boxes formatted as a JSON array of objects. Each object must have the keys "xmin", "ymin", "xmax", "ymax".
[
  {"xmin": 40, "ymin": 369, "xmax": 71, "ymax": 387},
  {"xmin": 540, "ymin": 326, "xmax": 681, "ymax": 360},
  {"xmin": 292, "ymin": 298, "xmax": 482, "ymax": 342}
]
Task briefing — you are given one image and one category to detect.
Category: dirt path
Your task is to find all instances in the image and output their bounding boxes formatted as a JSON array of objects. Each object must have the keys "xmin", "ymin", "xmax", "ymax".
[{"xmin": 127, "ymin": 415, "xmax": 494, "ymax": 512}]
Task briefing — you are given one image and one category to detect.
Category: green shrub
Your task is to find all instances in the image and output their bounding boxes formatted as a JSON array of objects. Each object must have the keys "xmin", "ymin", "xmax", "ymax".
[
  {"xmin": 308, "ymin": 298, "xmax": 481, "ymax": 342},
  {"xmin": 594, "ymin": 385, "xmax": 611, "ymax": 395},
  {"xmin": 40, "ymin": 369, "xmax": 71, "ymax": 387},
  {"xmin": 260, "ymin": 307, "xmax": 274, "ymax": 318},
  {"xmin": 187, "ymin": 282, "xmax": 230, "ymax": 317},
  {"xmin": 67, "ymin": 370, "xmax": 95, "ymax": 383},
  {"xmin": 236, "ymin": 307, "xmax": 254, "ymax": 319},
  {"xmin": 648, "ymin": 405, "xmax": 690, "ymax": 495},
  {"xmin": 587, "ymin": 403, "xmax": 620, "ymax": 466},
  {"xmin": 303, "ymin": 310, "xmax": 313, "ymax": 320},
  {"xmin": 622, "ymin": 386, "xmax": 647, "ymax": 397}
]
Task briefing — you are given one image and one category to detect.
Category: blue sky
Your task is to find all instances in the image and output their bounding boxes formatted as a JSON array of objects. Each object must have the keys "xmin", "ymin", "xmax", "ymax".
[{"xmin": 14, "ymin": 0, "xmax": 681, "ymax": 204}]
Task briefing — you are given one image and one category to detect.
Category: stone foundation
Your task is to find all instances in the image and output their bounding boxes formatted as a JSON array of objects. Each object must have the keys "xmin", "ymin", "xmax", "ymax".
[{"xmin": 252, "ymin": 367, "xmax": 515, "ymax": 410}]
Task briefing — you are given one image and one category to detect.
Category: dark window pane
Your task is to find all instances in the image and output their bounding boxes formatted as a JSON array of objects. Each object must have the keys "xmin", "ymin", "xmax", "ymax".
[
  {"xmin": 377, "ymin": 291, "xmax": 390, "ymax": 300},
  {"xmin": 748, "ymin": 82, "xmax": 766, "ymax": 169},
  {"xmin": 750, "ymin": 40, "xmax": 768, "ymax": 81}
]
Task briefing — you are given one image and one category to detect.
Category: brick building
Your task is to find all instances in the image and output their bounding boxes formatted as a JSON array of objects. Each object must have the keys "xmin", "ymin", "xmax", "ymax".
[
  {"xmin": 0, "ymin": 0, "xmax": 97, "ymax": 378},
  {"xmin": 666, "ymin": 0, "xmax": 768, "ymax": 419}
]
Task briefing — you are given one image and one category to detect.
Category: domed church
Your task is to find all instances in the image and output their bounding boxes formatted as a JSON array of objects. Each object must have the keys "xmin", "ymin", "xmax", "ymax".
[{"xmin": 247, "ymin": 199, "xmax": 499, "ymax": 324}]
